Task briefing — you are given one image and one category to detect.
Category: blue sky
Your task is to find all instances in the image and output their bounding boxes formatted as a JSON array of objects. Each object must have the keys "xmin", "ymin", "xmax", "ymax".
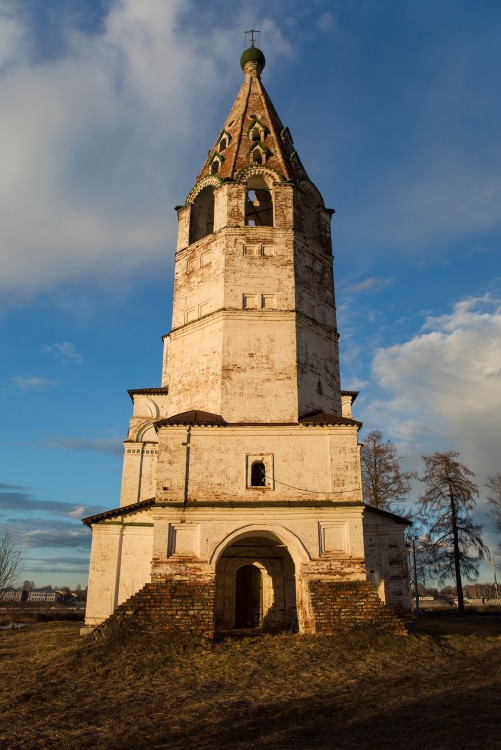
[{"xmin": 0, "ymin": 0, "xmax": 499, "ymax": 587}]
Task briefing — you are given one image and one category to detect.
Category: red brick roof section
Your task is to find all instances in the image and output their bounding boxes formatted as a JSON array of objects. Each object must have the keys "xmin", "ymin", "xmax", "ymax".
[
  {"xmin": 192, "ymin": 60, "xmax": 309, "ymax": 190},
  {"xmin": 299, "ymin": 411, "xmax": 363, "ymax": 428},
  {"xmin": 156, "ymin": 410, "xmax": 227, "ymax": 426}
]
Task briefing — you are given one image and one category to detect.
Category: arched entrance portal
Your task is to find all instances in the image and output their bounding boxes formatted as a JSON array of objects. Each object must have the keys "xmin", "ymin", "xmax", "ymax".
[{"xmin": 215, "ymin": 534, "xmax": 298, "ymax": 632}]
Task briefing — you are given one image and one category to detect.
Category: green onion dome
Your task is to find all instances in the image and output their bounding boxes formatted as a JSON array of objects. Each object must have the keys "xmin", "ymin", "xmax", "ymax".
[{"xmin": 240, "ymin": 47, "xmax": 266, "ymax": 72}]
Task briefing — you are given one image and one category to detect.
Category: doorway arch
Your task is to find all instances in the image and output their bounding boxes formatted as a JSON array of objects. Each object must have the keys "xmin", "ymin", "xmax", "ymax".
[{"xmin": 214, "ymin": 532, "xmax": 298, "ymax": 631}]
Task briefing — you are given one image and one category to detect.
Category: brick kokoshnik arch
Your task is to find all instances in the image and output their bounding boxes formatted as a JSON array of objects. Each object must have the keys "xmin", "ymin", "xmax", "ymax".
[{"xmin": 185, "ymin": 174, "xmax": 223, "ymax": 206}]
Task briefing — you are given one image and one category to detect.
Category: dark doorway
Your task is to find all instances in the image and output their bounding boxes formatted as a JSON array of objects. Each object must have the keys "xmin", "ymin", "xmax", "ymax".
[{"xmin": 235, "ymin": 564, "xmax": 262, "ymax": 628}]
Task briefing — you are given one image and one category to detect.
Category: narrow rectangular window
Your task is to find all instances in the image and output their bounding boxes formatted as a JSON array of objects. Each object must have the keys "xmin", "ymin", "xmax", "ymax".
[{"xmin": 251, "ymin": 461, "xmax": 266, "ymax": 487}]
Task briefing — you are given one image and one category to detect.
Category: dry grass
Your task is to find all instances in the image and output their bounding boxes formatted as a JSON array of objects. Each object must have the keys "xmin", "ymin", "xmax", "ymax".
[{"xmin": 0, "ymin": 616, "xmax": 500, "ymax": 749}]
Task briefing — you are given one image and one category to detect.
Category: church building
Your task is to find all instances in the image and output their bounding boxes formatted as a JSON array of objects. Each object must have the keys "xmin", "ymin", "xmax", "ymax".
[{"xmin": 82, "ymin": 45, "xmax": 411, "ymax": 636}]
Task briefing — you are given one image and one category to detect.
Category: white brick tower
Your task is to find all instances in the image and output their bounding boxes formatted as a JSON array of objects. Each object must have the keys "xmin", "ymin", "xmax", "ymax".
[{"xmin": 83, "ymin": 46, "xmax": 411, "ymax": 636}]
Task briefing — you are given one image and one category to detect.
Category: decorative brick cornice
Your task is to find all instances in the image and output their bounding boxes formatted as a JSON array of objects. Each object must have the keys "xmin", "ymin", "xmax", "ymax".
[{"xmin": 186, "ymin": 174, "xmax": 224, "ymax": 205}]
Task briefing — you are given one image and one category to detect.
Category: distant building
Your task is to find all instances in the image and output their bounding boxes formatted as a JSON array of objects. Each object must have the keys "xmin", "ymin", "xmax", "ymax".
[
  {"xmin": 27, "ymin": 590, "xmax": 58, "ymax": 603},
  {"xmin": 0, "ymin": 589, "xmax": 23, "ymax": 601}
]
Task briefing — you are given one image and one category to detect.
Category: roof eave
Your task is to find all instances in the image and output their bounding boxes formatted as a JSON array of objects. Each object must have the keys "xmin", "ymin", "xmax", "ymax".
[
  {"xmin": 82, "ymin": 498, "xmax": 156, "ymax": 526},
  {"xmin": 363, "ymin": 504, "xmax": 412, "ymax": 525}
]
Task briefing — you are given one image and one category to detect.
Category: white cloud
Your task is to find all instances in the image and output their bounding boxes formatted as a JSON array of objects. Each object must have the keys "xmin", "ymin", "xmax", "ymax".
[
  {"xmin": 0, "ymin": 1, "xmax": 27, "ymax": 70},
  {"xmin": 345, "ymin": 276, "xmax": 393, "ymax": 294},
  {"xmin": 9, "ymin": 375, "xmax": 59, "ymax": 392},
  {"xmin": 21, "ymin": 527, "xmax": 90, "ymax": 549},
  {"xmin": 42, "ymin": 341, "xmax": 83, "ymax": 365},
  {"xmin": 316, "ymin": 12, "xmax": 336, "ymax": 32},
  {"xmin": 0, "ymin": 2, "xmax": 290, "ymax": 303},
  {"xmin": 367, "ymin": 295, "xmax": 501, "ymax": 481},
  {"xmin": 66, "ymin": 506, "xmax": 87, "ymax": 519},
  {"xmin": 466, "ymin": 245, "xmax": 492, "ymax": 257},
  {"xmin": 50, "ymin": 435, "xmax": 123, "ymax": 455}
]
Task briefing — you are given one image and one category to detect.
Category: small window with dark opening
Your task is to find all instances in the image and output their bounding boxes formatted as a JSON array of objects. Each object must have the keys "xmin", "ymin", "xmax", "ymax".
[
  {"xmin": 211, "ymin": 160, "xmax": 219, "ymax": 174},
  {"xmin": 252, "ymin": 127, "xmax": 260, "ymax": 141},
  {"xmin": 251, "ymin": 461, "xmax": 266, "ymax": 487},
  {"xmin": 219, "ymin": 138, "xmax": 227, "ymax": 152},
  {"xmin": 253, "ymin": 149, "xmax": 262, "ymax": 164}
]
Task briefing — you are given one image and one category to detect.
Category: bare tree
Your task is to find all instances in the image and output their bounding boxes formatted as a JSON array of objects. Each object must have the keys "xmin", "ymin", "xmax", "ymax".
[
  {"xmin": 360, "ymin": 430, "xmax": 416, "ymax": 513},
  {"xmin": 486, "ymin": 472, "xmax": 501, "ymax": 554},
  {"xmin": 0, "ymin": 533, "xmax": 23, "ymax": 597},
  {"xmin": 418, "ymin": 451, "xmax": 488, "ymax": 615}
]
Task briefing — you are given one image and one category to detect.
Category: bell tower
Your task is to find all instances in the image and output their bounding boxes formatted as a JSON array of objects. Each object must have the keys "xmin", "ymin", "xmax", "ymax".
[
  {"xmin": 83, "ymin": 45, "xmax": 412, "ymax": 637},
  {"xmin": 163, "ymin": 46, "xmax": 341, "ymax": 423}
]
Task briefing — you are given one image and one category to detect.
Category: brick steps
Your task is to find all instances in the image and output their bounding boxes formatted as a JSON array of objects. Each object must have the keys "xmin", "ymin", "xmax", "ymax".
[
  {"xmin": 93, "ymin": 578, "xmax": 406, "ymax": 640},
  {"xmin": 97, "ymin": 579, "xmax": 215, "ymax": 639},
  {"xmin": 308, "ymin": 580, "xmax": 408, "ymax": 635}
]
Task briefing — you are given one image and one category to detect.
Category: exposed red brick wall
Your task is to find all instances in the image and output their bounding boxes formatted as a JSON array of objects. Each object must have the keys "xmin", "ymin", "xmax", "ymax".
[
  {"xmin": 104, "ymin": 579, "xmax": 215, "ymax": 638},
  {"xmin": 308, "ymin": 580, "xmax": 407, "ymax": 635},
  {"xmin": 97, "ymin": 578, "xmax": 406, "ymax": 639}
]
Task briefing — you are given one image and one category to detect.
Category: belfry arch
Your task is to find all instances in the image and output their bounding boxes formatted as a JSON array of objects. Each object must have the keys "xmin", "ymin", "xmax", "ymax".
[
  {"xmin": 300, "ymin": 180, "xmax": 325, "ymax": 247},
  {"xmin": 243, "ymin": 172, "xmax": 274, "ymax": 227},
  {"xmin": 189, "ymin": 184, "xmax": 215, "ymax": 243}
]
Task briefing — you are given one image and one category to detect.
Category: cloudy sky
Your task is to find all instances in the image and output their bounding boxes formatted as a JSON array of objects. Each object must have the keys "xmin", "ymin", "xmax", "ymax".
[{"xmin": 1, "ymin": 0, "xmax": 499, "ymax": 587}]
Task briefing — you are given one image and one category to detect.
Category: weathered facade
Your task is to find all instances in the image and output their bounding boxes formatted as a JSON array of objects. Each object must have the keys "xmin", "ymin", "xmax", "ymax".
[{"xmin": 83, "ymin": 46, "xmax": 411, "ymax": 636}]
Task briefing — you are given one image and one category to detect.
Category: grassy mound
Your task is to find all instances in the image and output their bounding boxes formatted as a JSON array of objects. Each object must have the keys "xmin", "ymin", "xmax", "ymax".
[{"xmin": 0, "ymin": 616, "xmax": 500, "ymax": 749}]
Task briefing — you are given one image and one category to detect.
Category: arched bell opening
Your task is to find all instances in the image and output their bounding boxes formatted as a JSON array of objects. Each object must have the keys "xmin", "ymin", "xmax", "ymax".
[
  {"xmin": 189, "ymin": 185, "xmax": 215, "ymax": 244},
  {"xmin": 302, "ymin": 187, "xmax": 323, "ymax": 246},
  {"xmin": 214, "ymin": 533, "xmax": 297, "ymax": 632},
  {"xmin": 244, "ymin": 174, "xmax": 273, "ymax": 227},
  {"xmin": 299, "ymin": 181, "xmax": 329, "ymax": 247}
]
